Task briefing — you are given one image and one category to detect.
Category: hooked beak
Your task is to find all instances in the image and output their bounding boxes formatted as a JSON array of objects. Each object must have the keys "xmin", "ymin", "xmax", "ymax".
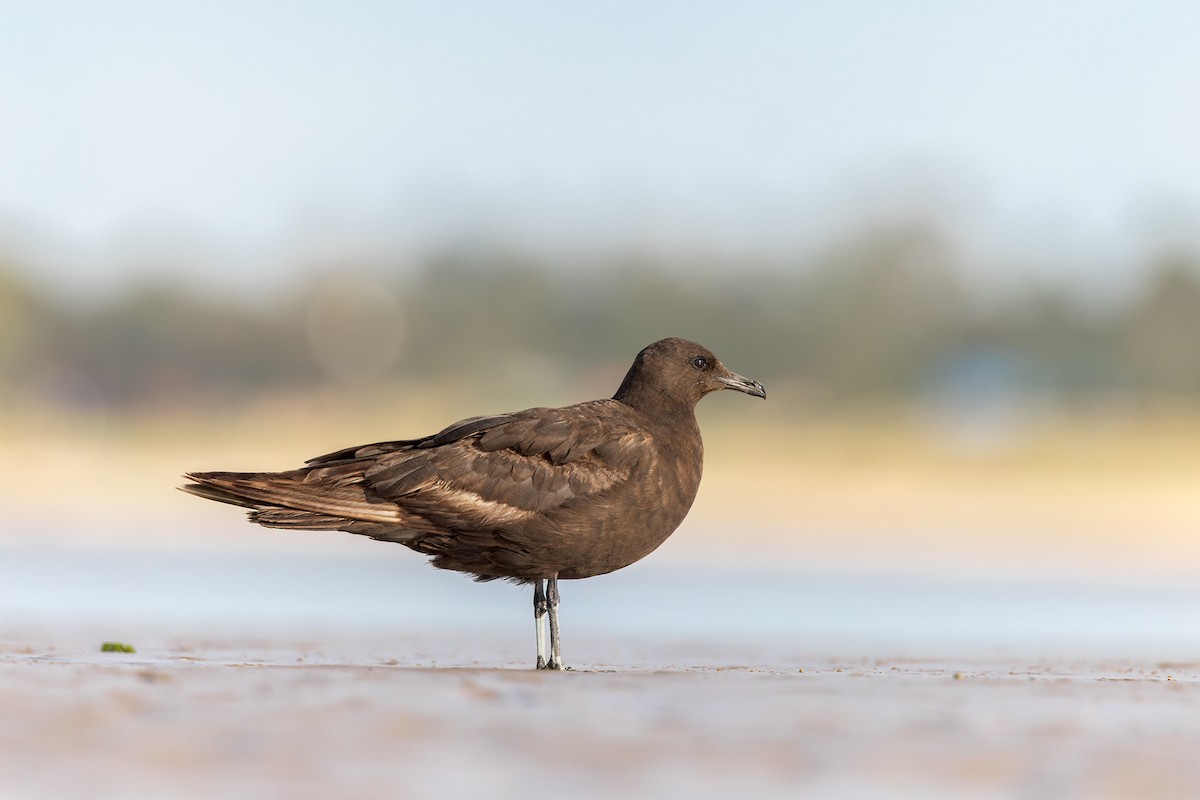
[{"xmin": 715, "ymin": 370, "xmax": 766, "ymax": 399}]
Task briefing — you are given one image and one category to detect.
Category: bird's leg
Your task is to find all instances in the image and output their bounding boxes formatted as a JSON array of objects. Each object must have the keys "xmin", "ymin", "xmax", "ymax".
[
  {"xmin": 533, "ymin": 579, "xmax": 548, "ymax": 670},
  {"xmin": 546, "ymin": 573, "xmax": 563, "ymax": 670}
]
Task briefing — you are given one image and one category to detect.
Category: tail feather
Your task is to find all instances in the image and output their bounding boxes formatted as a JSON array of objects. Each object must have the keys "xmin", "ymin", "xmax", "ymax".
[
  {"xmin": 181, "ymin": 470, "xmax": 402, "ymax": 526},
  {"xmin": 179, "ymin": 480, "xmax": 258, "ymax": 508},
  {"xmin": 250, "ymin": 508, "xmax": 347, "ymax": 530}
]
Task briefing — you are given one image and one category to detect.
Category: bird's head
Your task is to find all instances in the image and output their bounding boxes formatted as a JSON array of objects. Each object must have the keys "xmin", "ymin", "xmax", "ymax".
[{"xmin": 614, "ymin": 338, "xmax": 766, "ymax": 411}]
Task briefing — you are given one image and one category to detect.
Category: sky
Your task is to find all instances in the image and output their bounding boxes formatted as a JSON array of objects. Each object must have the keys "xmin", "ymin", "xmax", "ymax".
[{"xmin": 2, "ymin": 0, "xmax": 1199, "ymax": 289}]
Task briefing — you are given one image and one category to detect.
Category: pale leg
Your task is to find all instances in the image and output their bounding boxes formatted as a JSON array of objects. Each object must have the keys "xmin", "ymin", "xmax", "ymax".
[
  {"xmin": 546, "ymin": 573, "xmax": 563, "ymax": 670},
  {"xmin": 533, "ymin": 579, "xmax": 548, "ymax": 669}
]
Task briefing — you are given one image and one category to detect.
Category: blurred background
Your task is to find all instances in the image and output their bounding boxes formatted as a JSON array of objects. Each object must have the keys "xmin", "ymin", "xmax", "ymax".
[{"xmin": 3, "ymin": 1, "xmax": 1200, "ymax": 655}]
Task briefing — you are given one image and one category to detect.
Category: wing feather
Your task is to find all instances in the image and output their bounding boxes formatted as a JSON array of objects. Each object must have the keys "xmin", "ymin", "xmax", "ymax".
[{"xmin": 360, "ymin": 401, "xmax": 649, "ymax": 529}]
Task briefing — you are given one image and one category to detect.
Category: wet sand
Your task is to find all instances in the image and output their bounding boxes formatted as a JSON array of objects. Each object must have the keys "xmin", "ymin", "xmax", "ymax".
[{"xmin": 4, "ymin": 631, "xmax": 1200, "ymax": 800}]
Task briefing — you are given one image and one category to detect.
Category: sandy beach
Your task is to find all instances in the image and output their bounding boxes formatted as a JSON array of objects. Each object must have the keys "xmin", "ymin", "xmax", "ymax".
[
  {"xmin": 4, "ymin": 628, "xmax": 1200, "ymax": 800},
  {"xmin": 4, "ymin": 540, "xmax": 1200, "ymax": 800}
]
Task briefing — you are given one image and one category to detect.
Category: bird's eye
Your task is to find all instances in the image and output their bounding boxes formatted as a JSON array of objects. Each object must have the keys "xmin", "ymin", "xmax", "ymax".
[{"xmin": 692, "ymin": 356, "xmax": 708, "ymax": 370}]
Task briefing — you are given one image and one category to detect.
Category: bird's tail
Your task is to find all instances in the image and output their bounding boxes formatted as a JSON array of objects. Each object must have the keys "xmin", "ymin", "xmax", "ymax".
[
  {"xmin": 180, "ymin": 470, "xmax": 401, "ymax": 530},
  {"xmin": 179, "ymin": 473, "xmax": 261, "ymax": 508}
]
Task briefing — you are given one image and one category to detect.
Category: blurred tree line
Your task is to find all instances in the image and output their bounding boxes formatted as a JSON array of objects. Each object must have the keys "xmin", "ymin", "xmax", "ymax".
[{"xmin": 3, "ymin": 222, "xmax": 1200, "ymax": 412}]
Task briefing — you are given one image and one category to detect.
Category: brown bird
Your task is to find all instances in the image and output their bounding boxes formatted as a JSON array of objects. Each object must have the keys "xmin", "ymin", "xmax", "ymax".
[{"xmin": 181, "ymin": 337, "xmax": 765, "ymax": 669}]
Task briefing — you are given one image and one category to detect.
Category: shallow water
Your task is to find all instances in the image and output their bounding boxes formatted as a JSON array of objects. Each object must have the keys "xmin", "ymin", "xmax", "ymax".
[{"xmin": 3, "ymin": 541, "xmax": 1200, "ymax": 662}]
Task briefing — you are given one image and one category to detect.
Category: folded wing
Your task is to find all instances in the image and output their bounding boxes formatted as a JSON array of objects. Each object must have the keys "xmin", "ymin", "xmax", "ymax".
[{"xmin": 183, "ymin": 400, "xmax": 650, "ymax": 539}]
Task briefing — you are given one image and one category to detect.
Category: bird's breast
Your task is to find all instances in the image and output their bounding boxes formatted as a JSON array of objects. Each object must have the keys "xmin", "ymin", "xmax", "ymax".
[{"xmin": 553, "ymin": 425, "xmax": 705, "ymax": 580}]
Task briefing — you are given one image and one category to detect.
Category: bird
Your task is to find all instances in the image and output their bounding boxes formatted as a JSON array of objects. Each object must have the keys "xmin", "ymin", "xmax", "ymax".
[{"xmin": 181, "ymin": 337, "xmax": 765, "ymax": 669}]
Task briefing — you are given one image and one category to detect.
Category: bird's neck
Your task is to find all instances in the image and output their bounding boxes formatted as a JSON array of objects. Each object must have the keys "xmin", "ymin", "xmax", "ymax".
[{"xmin": 613, "ymin": 383, "xmax": 699, "ymax": 423}]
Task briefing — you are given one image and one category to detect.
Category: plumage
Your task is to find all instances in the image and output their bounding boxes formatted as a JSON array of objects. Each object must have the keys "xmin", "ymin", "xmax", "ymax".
[{"xmin": 181, "ymin": 337, "xmax": 765, "ymax": 668}]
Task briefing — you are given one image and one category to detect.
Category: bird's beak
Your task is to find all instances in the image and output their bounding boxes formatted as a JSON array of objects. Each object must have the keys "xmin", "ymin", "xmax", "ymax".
[{"xmin": 715, "ymin": 371, "xmax": 766, "ymax": 399}]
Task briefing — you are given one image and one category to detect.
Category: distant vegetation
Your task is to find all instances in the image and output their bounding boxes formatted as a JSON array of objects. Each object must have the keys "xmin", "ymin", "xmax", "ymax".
[{"xmin": 3, "ymin": 221, "xmax": 1200, "ymax": 413}]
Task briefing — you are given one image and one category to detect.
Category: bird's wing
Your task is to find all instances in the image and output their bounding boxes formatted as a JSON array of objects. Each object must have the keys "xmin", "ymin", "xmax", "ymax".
[
  {"xmin": 304, "ymin": 414, "xmax": 516, "ymax": 464},
  {"xmin": 329, "ymin": 401, "xmax": 650, "ymax": 532}
]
